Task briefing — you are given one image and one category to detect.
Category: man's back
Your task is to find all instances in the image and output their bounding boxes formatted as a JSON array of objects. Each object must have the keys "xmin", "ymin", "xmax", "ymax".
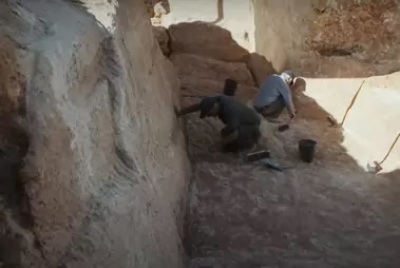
[
  {"xmin": 252, "ymin": 74, "xmax": 291, "ymax": 108},
  {"xmin": 217, "ymin": 95, "xmax": 260, "ymax": 127}
]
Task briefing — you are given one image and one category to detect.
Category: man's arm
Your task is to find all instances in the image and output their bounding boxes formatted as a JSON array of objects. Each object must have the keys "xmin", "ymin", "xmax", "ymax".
[
  {"xmin": 174, "ymin": 103, "xmax": 201, "ymax": 116},
  {"xmin": 278, "ymin": 81, "xmax": 296, "ymax": 117}
]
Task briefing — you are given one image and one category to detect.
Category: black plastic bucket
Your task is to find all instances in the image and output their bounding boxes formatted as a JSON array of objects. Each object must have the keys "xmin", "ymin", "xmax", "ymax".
[{"xmin": 298, "ymin": 139, "xmax": 317, "ymax": 163}]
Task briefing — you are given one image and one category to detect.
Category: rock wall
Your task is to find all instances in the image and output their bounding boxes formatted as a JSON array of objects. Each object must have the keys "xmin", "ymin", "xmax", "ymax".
[
  {"xmin": 253, "ymin": 0, "xmax": 400, "ymax": 76},
  {"xmin": 159, "ymin": 0, "xmax": 255, "ymax": 51},
  {"xmin": 168, "ymin": 21, "xmax": 250, "ymax": 62},
  {"xmin": 158, "ymin": 21, "xmax": 259, "ymax": 107},
  {"xmin": 0, "ymin": 0, "xmax": 190, "ymax": 267}
]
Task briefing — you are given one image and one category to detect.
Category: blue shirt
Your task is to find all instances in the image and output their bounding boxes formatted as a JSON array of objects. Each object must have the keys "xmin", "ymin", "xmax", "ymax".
[{"xmin": 252, "ymin": 75, "xmax": 294, "ymax": 113}]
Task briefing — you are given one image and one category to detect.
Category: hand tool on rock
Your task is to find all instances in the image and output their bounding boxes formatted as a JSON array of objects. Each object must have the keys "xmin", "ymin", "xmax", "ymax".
[
  {"xmin": 262, "ymin": 158, "xmax": 294, "ymax": 172},
  {"xmin": 278, "ymin": 116, "xmax": 294, "ymax": 132}
]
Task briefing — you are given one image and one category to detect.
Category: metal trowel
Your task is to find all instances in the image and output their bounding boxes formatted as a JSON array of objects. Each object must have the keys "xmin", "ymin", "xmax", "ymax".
[
  {"xmin": 262, "ymin": 158, "xmax": 293, "ymax": 172},
  {"xmin": 278, "ymin": 117, "xmax": 293, "ymax": 132}
]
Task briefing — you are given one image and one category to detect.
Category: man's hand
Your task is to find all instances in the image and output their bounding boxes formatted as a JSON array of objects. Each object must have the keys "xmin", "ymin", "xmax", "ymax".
[
  {"xmin": 289, "ymin": 109, "xmax": 297, "ymax": 119},
  {"xmin": 174, "ymin": 103, "xmax": 201, "ymax": 117}
]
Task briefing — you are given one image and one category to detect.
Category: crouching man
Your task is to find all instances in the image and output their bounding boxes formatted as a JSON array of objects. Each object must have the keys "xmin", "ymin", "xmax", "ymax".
[
  {"xmin": 251, "ymin": 70, "xmax": 298, "ymax": 120},
  {"xmin": 176, "ymin": 95, "xmax": 261, "ymax": 153}
]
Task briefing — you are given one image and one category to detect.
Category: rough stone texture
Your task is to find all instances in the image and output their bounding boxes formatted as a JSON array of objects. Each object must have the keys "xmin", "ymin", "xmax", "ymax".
[
  {"xmin": 169, "ymin": 21, "xmax": 250, "ymax": 62},
  {"xmin": 307, "ymin": 0, "xmax": 399, "ymax": 62},
  {"xmin": 253, "ymin": 0, "xmax": 400, "ymax": 76},
  {"xmin": 170, "ymin": 53, "xmax": 255, "ymax": 86},
  {"xmin": 0, "ymin": 35, "xmax": 44, "ymax": 268},
  {"xmin": 170, "ymin": 52, "xmax": 257, "ymax": 109},
  {"xmin": 0, "ymin": 0, "xmax": 190, "ymax": 267},
  {"xmin": 153, "ymin": 26, "xmax": 170, "ymax": 56},
  {"xmin": 245, "ymin": 52, "xmax": 277, "ymax": 86},
  {"xmin": 160, "ymin": 0, "xmax": 256, "ymax": 51}
]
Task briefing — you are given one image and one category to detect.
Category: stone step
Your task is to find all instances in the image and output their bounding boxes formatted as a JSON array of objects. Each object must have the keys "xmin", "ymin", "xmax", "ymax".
[
  {"xmin": 170, "ymin": 53, "xmax": 255, "ymax": 87},
  {"xmin": 169, "ymin": 21, "xmax": 249, "ymax": 62}
]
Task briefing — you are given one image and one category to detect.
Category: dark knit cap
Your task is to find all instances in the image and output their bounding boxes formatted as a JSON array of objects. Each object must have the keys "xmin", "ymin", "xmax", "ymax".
[{"xmin": 199, "ymin": 97, "xmax": 219, "ymax": 118}]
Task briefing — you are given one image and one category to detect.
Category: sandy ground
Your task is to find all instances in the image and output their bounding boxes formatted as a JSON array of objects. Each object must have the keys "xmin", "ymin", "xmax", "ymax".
[{"xmin": 185, "ymin": 100, "xmax": 400, "ymax": 268}]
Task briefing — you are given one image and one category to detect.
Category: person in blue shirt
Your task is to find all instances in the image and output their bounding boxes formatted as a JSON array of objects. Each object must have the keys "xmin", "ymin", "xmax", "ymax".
[{"xmin": 251, "ymin": 70, "xmax": 297, "ymax": 120}]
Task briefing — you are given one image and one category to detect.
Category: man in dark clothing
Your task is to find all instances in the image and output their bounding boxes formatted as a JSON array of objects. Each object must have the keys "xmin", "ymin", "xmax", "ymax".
[{"xmin": 176, "ymin": 95, "xmax": 261, "ymax": 153}]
